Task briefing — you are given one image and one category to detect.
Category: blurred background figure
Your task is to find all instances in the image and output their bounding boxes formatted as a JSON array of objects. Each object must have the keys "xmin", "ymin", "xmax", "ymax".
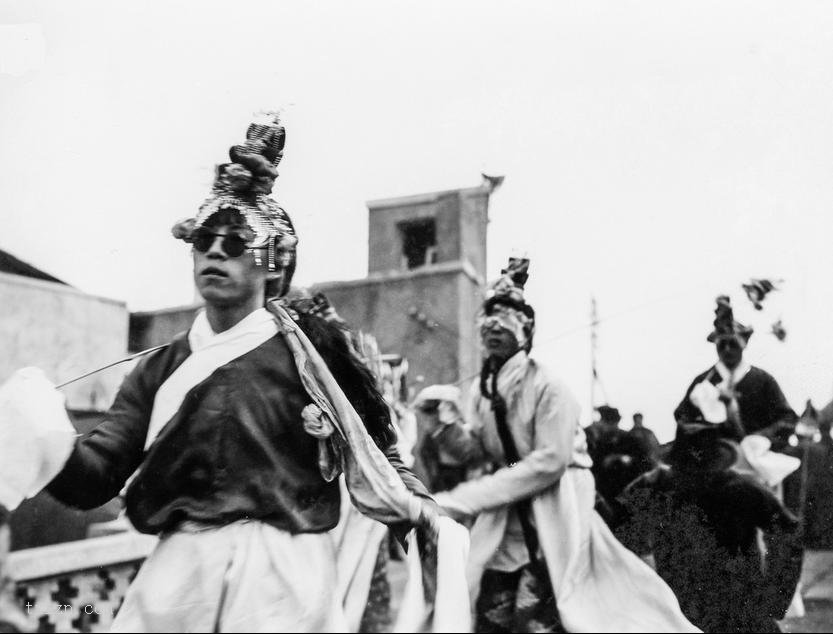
[
  {"xmin": 628, "ymin": 412, "xmax": 660, "ymax": 463},
  {"xmin": 584, "ymin": 404, "xmax": 624, "ymax": 454},
  {"xmin": 674, "ymin": 296, "xmax": 797, "ymax": 448},
  {"xmin": 799, "ymin": 410, "xmax": 833, "ymax": 550},
  {"xmin": 780, "ymin": 400, "xmax": 833, "ymax": 620},
  {"xmin": 586, "ymin": 405, "xmax": 653, "ymax": 504},
  {"xmin": 412, "ymin": 385, "xmax": 474, "ymax": 493}
]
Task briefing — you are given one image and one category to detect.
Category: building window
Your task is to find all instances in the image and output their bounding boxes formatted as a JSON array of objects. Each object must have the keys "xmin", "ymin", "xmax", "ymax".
[{"xmin": 400, "ymin": 219, "xmax": 437, "ymax": 269}]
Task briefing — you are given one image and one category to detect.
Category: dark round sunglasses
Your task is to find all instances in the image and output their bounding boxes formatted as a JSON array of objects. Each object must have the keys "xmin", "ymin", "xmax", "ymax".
[{"xmin": 192, "ymin": 230, "xmax": 251, "ymax": 258}]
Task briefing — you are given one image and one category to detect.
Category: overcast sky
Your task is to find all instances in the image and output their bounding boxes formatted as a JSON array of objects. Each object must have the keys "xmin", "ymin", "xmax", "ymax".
[{"xmin": 3, "ymin": 0, "xmax": 833, "ymax": 440}]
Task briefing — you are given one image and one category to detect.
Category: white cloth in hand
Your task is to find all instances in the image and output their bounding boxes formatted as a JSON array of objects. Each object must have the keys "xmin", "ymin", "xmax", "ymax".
[
  {"xmin": 394, "ymin": 517, "xmax": 471, "ymax": 633},
  {"xmin": 689, "ymin": 380, "xmax": 727, "ymax": 424},
  {"xmin": 0, "ymin": 368, "xmax": 75, "ymax": 510}
]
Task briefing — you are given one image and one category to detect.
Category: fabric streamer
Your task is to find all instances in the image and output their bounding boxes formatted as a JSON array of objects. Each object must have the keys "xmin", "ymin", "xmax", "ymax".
[
  {"xmin": 331, "ymin": 477, "xmax": 389, "ymax": 633},
  {"xmin": 688, "ymin": 380, "xmax": 728, "ymax": 424},
  {"xmin": 269, "ymin": 301, "xmax": 471, "ymax": 631},
  {"xmin": 394, "ymin": 517, "xmax": 471, "ymax": 633}
]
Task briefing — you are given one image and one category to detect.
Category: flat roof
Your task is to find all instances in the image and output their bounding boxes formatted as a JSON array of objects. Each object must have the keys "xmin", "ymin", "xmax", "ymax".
[{"xmin": 367, "ymin": 184, "xmax": 490, "ymax": 211}]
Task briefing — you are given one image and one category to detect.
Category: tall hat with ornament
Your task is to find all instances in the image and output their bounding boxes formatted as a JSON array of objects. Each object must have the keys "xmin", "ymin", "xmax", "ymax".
[
  {"xmin": 171, "ymin": 111, "xmax": 298, "ymax": 297},
  {"xmin": 479, "ymin": 257, "xmax": 536, "ymax": 351},
  {"xmin": 706, "ymin": 295, "xmax": 753, "ymax": 343}
]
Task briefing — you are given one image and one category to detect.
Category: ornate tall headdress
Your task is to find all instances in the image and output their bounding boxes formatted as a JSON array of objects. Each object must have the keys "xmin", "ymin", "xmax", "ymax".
[
  {"xmin": 479, "ymin": 257, "xmax": 536, "ymax": 350},
  {"xmin": 706, "ymin": 295, "xmax": 753, "ymax": 343},
  {"xmin": 171, "ymin": 111, "xmax": 298, "ymax": 288}
]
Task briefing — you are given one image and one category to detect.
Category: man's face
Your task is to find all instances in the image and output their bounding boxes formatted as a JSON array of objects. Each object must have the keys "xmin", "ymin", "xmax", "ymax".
[
  {"xmin": 633, "ymin": 414, "xmax": 643, "ymax": 427},
  {"xmin": 481, "ymin": 321, "xmax": 520, "ymax": 362},
  {"xmin": 716, "ymin": 335, "xmax": 745, "ymax": 370},
  {"xmin": 192, "ymin": 224, "xmax": 268, "ymax": 308}
]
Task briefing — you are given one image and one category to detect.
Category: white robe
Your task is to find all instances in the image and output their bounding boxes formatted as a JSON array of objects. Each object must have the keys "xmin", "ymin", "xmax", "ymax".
[{"xmin": 434, "ymin": 351, "xmax": 699, "ymax": 633}]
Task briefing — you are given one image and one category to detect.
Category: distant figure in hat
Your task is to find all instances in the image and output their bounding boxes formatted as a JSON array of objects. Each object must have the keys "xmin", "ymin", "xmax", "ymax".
[
  {"xmin": 803, "ymin": 416, "xmax": 833, "ymax": 549},
  {"xmin": 585, "ymin": 404, "xmax": 623, "ymax": 450},
  {"xmin": 674, "ymin": 296, "xmax": 796, "ymax": 447},
  {"xmin": 586, "ymin": 406, "xmax": 652, "ymax": 502},
  {"xmin": 783, "ymin": 402, "xmax": 833, "ymax": 551},
  {"xmin": 628, "ymin": 412, "xmax": 661, "ymax": 462},
  {"xmin": 614, "ymin": 425, "xmax": 803, "ymax": 633}
]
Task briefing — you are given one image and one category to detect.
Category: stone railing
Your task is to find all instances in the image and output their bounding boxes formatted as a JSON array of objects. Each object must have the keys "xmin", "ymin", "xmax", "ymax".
[{"xmin": 6, "ymin": 532, "xmax": 156, "ymax": 632}]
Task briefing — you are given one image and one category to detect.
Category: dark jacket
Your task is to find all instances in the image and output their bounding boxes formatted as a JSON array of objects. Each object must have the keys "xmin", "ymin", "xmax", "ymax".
[
  {"xmin": 47, "ymin": 331, "xmax": 430, "ymax": 535},
  {"xmin": 674, "ymin": 366, "xmax": 796, "ymax": 442}
]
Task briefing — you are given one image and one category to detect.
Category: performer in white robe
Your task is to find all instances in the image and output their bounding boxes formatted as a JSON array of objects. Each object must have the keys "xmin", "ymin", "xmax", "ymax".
[{"xmin": 428, "ymin": 258, "xmax": 698, "ymax": 633}]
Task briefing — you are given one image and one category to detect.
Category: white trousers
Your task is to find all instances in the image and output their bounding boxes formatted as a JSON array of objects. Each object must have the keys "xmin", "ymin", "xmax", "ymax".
[{"xmin": 111, "ymin": 520, "xmax": 346, "ymax": 633}]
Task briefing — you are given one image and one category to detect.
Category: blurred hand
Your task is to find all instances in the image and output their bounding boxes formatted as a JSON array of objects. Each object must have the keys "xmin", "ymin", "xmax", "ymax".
[
  {"xmin": 432, "ymin": 492, "xmax": 472, "ymax": 523},
  {"xmin": 417, "ymin": 498, "xmax": 442, "ymax": 537}
]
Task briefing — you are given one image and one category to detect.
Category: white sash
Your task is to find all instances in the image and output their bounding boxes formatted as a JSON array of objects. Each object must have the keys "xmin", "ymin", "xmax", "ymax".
[{"xmin": 144, "ymin": 308, "xmax": 277, "ymax": 450}]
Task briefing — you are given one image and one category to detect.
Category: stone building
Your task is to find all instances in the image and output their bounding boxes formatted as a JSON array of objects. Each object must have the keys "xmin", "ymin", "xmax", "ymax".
[{"xmin": 312, "ymin": 179, "xmax": 496, "ymax": 390}]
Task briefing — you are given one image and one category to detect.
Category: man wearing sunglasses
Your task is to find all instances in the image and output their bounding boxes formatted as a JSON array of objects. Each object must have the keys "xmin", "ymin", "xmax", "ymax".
[
  {"xmin": 674, "ymin": 295, "xmax": 796, "ymax": 445},
  {"xmin": 190, "ymin": 224, "xmax": 274, "ymax": 324},
  {"xmin": 29, "ymin": 113, "xmax": 445, "ymax": 632}
]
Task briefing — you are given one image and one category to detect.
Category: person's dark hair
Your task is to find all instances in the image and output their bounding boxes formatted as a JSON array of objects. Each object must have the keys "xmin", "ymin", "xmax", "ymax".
[
  {"xmin": 202, "ymin": 208, "xmax": 250, "ymax": 231},
  {"xmin": 274, "ymin": 303, "xmax": 397, "ymax": 449}
]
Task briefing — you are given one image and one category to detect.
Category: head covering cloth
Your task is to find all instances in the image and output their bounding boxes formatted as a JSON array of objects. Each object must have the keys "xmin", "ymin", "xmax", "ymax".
[{"xmin": 478, "ymin": 257, "xmax": 536, "ymax": 352}]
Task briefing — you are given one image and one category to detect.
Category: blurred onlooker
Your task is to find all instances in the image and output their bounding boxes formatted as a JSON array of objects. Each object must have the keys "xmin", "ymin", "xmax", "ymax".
[
  {"xmin": 674, "ymin": 296, "xmax": 796, "ymax": 447},
  {"xmin": 784, "ymin": 415, "xmax": 833, "ymax": 550},
  {"xmin": 586, "ymin": 405, "xmax": 652, "ymax": 502},
  {"xmin": 584, "ymin": 405, "xmax": 624, "ymax": 454},
  {"xmin": 804, "ymin": 418, "xmax": 833, "ymax": 549},
  {"xmin": 628, "ymin": 412, "xmax": 660, "ymax": 462},
  {"xmin": 613, "ymin": 425, "xmax": 803, "ymax": 633},
  {"xmin": 412, "ymin": 385, "xmax": 473, "ymax": 492}
]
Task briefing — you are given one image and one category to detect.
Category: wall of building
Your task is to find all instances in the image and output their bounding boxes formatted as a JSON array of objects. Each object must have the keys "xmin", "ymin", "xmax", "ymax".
[
  {"xmin": 367, "ymin": 186, "xmax": 490, "ymax": 277},
  {"xmin": 129, "ymin": 303, "xmax": 202, "ymax": 352},
  {"xmin": 0, "ymin": 272, "xmax": 128, "ymax": 411},
  {"xmin": 456, "ymin": 270, "xmax": 486, "ymax": 387},
  {"xmin": 313, "ymin": 262, "xmax": 481, "ymax": 392},
  {"xmin": 458, "ymin": 187, "xmax": 490, "ymax": 280}
]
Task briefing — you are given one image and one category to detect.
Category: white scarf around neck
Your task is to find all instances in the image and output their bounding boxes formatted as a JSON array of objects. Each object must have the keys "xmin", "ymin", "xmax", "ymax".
[
  {"xmin": 144, "ymin": 307, "xmax": 278, "ymax": 450},
  {"xmin": 714, "ymin": 359, "xmax": 752, "ymax": 389}
]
